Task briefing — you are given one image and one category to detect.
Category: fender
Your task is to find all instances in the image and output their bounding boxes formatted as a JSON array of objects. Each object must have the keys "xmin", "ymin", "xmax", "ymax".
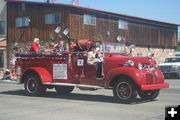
[
  {"xmin": 155, "ymin": 68, "xmax": 165, "ymax": 84},
  {"xmin": 104, "ymin": 67, "xmax": 145, "ymax": 88},
  {"xmin": 22, "ymin": 67, "xmax": 52, "ymax": 83}
]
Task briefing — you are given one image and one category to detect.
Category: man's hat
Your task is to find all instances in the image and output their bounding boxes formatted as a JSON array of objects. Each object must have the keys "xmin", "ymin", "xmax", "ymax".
[{"xmin": 33, "ymin": 38, "xmax": 40, "ymax": 43}]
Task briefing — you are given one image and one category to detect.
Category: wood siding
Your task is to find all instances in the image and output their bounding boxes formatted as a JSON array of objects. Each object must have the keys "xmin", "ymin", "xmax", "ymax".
[
  {"xmin": 7, "ymin": 2, "xmax": 70, "ymax": 42},
  {"xmin": 7, "ymin": 2, "xmax": 178, "ymax": 48},
  {"xmin": 69, "ymin": 8, "xmax": 178, "ymax": 48}
]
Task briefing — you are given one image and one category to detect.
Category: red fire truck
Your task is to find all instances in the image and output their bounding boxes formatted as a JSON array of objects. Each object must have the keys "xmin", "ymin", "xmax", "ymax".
[{"xmin": 15, "ymin": 40, "xmax": 169, "ymax": 103}]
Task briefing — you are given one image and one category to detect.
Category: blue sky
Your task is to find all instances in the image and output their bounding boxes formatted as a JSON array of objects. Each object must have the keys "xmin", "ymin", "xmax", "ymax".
[
  {"xmin": 30, "ymin": 0, "xmax": 180, "ymax": 37},
  {"xmin": 30, "ymin": 0, "xmax": 180, "ymax": 24}
]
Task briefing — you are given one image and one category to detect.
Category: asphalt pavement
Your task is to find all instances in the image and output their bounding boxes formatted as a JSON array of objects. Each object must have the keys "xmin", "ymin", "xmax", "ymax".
[{"xmin": 0, "ymin": 79, "xmax": 179, "ymax": 120}]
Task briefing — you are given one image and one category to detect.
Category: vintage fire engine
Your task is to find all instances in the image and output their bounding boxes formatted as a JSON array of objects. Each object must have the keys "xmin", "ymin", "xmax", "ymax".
[{"xmin": 15, "ymin": 40, "xmax": 169, "ymax": 103}]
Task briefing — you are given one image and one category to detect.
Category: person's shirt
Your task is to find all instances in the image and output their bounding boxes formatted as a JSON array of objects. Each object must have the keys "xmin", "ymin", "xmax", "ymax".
[
  {"xmin": 69, "ymin": 43, "xmax": 76, "ymax": 52},
  {"xmin": 55, "ymin": 45, "xmax": 67, "ymax": 52},
  {"xmin": 87, "ymin": 51, "xmax": 101, "ymax": 65},
  {"xmin": 47, "ymin": 46, "xmax": 55, "ymax": 52},
  {"xmin": 29, "ymin": 43, "xmax": 40, "ymax": 52}
]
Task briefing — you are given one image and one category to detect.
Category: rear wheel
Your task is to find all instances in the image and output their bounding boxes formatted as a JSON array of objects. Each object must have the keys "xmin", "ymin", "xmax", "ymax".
[
  {"xmin": 24, "ymin": 74, "xmax": 46, "ymax": 96},
  {"xmin": 138, "ymin": 89, "xmax": 160, "ymax": 100},
  {"xmin": 113, "ymin": 79, "xmax": 137, "ymax": 103},
  {"xmin": 55, "ymin": 86, "xmax": 74, "ymax": 94}
]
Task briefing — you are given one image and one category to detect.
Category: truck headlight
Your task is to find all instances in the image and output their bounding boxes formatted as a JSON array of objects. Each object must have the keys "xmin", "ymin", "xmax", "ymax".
[
  {"xmin": 126, "ymin": 60, "xmax": 134, "ymax": 66},
  {"xmin": 138, "ymin": 63, "xmax": 143, "ymax": 70}
]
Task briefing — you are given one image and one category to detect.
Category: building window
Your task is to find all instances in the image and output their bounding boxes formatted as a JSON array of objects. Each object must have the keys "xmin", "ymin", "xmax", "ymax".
[
  {"xmin": 0, "ymin": 52, "xmax": 4, "ymax": 68},
  {"xmin": 118, "ymin": 20, "xmax": 128, "ymax": 29},
  {"xmin": 83, "ymin": 14, "xmax": 96, "ymax": 25},
  {"xmin": 137, "ymin": 53, "xmax": 143, "ymax": 57},
  {"xmin": 0, "ymin": 21, "xmax": 5, "ymax": 34},
  {"xmin": 45, "ymin": 13, "xmax": 60, "ymax": 24},
  {"xmin": 16, "ymin": 17, "xmax": 30, "ymax": 27}
]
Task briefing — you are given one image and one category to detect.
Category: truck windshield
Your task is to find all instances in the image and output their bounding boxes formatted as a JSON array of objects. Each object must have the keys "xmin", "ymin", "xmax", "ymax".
[
  {"xmin": 102, "ymin": 42, "xmax": 125, "ymax": 53},
  {"xmin": 165, "ymin": 58, "xmax": 180, "ymax": 63}
]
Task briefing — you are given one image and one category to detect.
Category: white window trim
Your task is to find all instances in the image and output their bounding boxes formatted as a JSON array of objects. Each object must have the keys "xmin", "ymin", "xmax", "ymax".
[
  {"xmin": 16, "ymin": 17, "xmax": 30, "ymax": 27},
  {"xmin": 0, "ymin": 21, "xmax": 5, "ymax": 35},
  {"xmin": 45, "ymin": 13, "xmax": 60, "ymax": 25},
  {"xmin": 83, "ymin": 14, "xmax": 96, "ymax": 25},
  {"xmin": 118, "ymin": 19, "xmax": 128, "ymax": 30}
]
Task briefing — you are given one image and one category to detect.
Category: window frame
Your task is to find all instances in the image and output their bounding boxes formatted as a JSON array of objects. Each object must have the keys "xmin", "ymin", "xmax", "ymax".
[
  {"xmin": 137, "ymin": 53, "xmax": 144, "ymax": 57},
  {"xmin": 45, "ymin": 13, "xmax": 61, "ymax": 25},
  {"xmin": 83, "ymin": 14, "xmax": 96, "ymax": 26},
  {"xmin": 15, "ymin": 17, "xmax": 30, "ymax": 28},
  {"xmin": 0, "ymin": 21, "xmax": 5, "ymax": 35},
  {"xmin": 0, "ymin": 52, "xmax": 4, "ymax": 68},
  {"xmin": 118, "ymin": 19, "xmax": 128, "ymax": 30}
]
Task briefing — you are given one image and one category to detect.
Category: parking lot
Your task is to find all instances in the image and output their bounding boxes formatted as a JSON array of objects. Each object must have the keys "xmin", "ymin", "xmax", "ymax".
[{"xmin": 0, "ymin": 79, "xmax": 180, "ymax": 120}]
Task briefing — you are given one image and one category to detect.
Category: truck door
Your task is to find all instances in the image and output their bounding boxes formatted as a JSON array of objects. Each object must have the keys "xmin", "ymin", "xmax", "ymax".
[{"xmin": 75, "ymin": 53, "xmax": 104, "ymax": 86}]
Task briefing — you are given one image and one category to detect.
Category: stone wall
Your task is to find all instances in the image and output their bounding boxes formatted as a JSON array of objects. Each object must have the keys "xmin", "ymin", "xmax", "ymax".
[
  {"xmin": 8, "ymin": 39, "xmax": 61, "ymax": 69},
  {"xmin": 131, "ymin": 47, "xmax": 175, "ymax": 64},
  {"xmin": 7, "ymin": 42, "xmax": 175, "ymax": 72}
]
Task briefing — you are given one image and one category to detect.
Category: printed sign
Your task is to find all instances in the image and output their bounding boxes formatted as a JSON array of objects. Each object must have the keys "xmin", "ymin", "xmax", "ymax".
[
  {"xmin": 77, "ymin": 59, "xmax": 84, "ymax": 66},
  {"xmin": 53, "ymin": 64, "xmax": 67, "ymax": 79}
]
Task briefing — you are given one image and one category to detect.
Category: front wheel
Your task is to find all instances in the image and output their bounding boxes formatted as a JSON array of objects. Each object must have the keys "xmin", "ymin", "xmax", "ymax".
[
  {"xmin": 55, "ymin": 86, "xmax": 74, "ymax": 94},
  {"xmin": 24, "ymin": 74, "xmax": 46, "ymax": 96},
  {"xmin": 113, "ymin": 79, "xmax": 137, "ymax": 103},
  {"xmin": 138, "ymin": 89, "xmax": 160, "ymax": 100}
]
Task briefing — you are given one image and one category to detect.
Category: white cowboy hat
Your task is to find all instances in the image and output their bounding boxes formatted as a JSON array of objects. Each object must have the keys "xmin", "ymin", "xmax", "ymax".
[{"xmin": 33, "ymin": 38, "xmax": 40, "ymax": 43}]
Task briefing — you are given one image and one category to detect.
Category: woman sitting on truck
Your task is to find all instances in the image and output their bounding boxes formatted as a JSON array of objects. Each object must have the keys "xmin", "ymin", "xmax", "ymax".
[{"xmin": 46, "ymin": 42, "xmax": 56, "ymax": 52}]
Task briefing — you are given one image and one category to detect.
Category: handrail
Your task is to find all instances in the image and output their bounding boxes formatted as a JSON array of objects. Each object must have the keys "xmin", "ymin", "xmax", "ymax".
[{"xmin": 15, "ymin": 51, "xmax": 87, "ymax": 56}]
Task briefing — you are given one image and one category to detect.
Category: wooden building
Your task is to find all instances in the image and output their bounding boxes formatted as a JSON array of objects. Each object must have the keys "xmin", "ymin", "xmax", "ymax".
[
  {"xmin": 5, "ymin": 0, "xmax": 179, "ymax": 65},
  {"xmin": 0, "ymin": 0, "xmax": 7, "ymax": 75}
]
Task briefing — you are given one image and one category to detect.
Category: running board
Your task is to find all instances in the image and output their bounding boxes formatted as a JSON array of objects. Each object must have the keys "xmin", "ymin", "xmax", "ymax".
[{"xmin": 44, "ymin": 82, "xmax": 103, "ymax": 89}]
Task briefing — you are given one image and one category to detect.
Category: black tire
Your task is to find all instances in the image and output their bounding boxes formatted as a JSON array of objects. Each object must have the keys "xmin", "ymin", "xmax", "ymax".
[
  {"xmin": 138, "ymin": 89, "xmax": 160, "ymax": 100},
  {"xmin": 113, "ymin": 79, "xmax": 137, "ymax": 103},
  {"xmin": 24, "ymin": 74, "xmax": 46, "ymax": 96},
  {"xmin": 55, "ymin": 86, "xmax": 74, "ymax": 94}
]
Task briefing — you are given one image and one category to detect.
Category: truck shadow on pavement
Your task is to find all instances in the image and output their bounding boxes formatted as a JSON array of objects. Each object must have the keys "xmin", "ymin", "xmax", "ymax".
[{"xmin": 0, "ymin": 90, "xmax": 158, "ymax": 105}]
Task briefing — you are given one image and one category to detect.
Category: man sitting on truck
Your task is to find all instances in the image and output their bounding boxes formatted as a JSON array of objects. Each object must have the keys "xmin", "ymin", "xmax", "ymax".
[
  {"xmin": 87, "ymin": 46, "xmax": 102, "ymax": 78},
  {"xmin": 29, "ymin": 38, "xmax": 41, "ymax": 52}
]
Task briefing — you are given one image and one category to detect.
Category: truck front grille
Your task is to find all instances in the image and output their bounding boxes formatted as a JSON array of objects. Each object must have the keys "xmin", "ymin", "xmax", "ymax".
[
  {"xmin": 146, "ymin": 74, "xmax": 154, "ymax": 84},
  {"xmin": 158, "ymin": 66, "xmax": 172, "ymax": 70}
]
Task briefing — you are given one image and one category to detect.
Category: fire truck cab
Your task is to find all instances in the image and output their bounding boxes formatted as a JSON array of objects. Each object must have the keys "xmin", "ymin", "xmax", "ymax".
[{"xmin": 15, "ymin": 40, "xmax": 169, "ymax": 103}]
